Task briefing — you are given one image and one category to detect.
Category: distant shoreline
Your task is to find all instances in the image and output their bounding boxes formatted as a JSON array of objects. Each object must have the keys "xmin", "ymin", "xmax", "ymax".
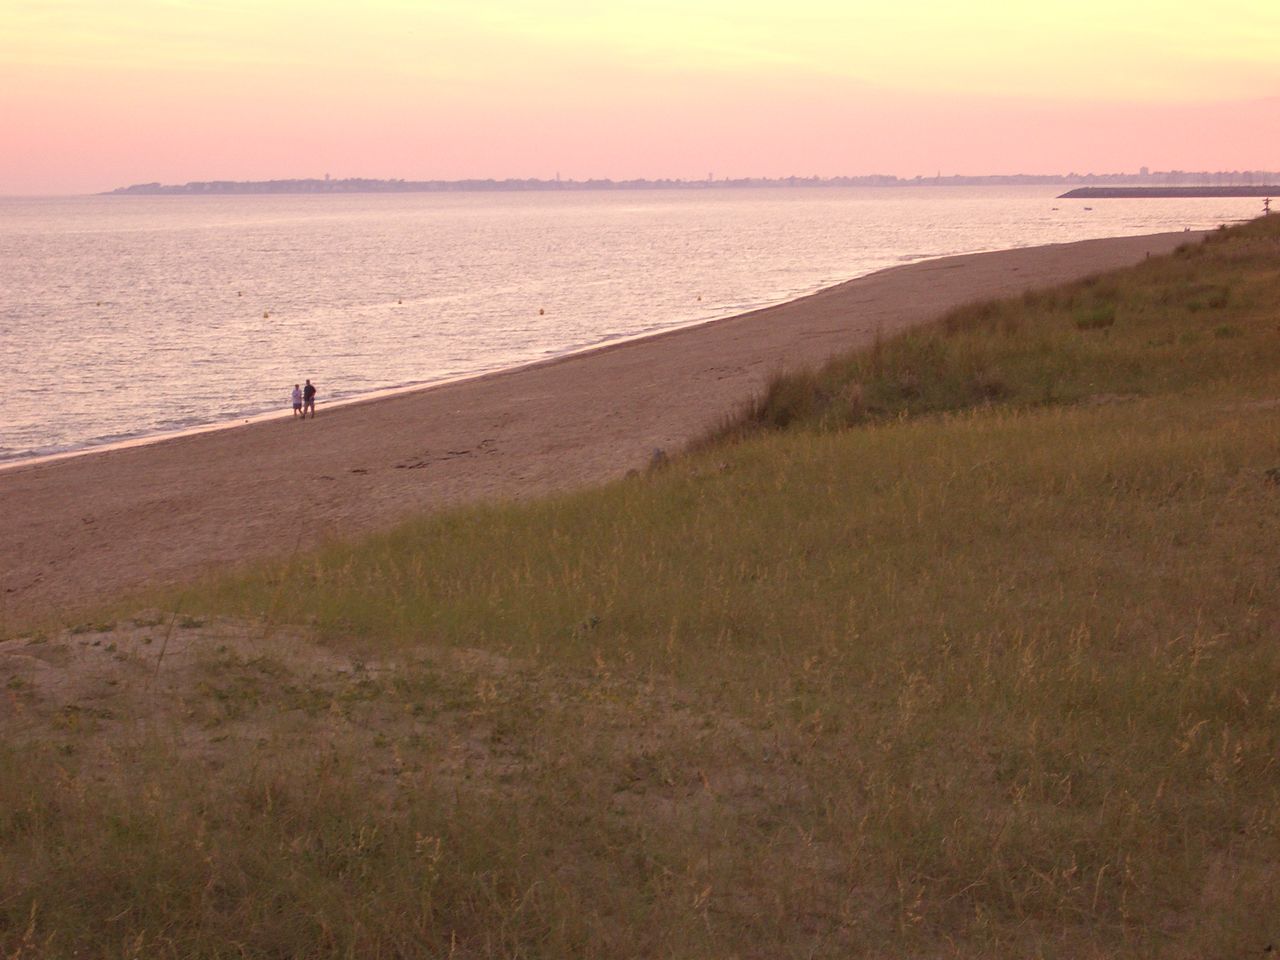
[
  {"xmin": 1060, "ymin": 186, "xmax": 1280, "ymax": 199},
  {"xmin": 105, "ymin": 172, "xmax": 1280, "ymax": 196}
]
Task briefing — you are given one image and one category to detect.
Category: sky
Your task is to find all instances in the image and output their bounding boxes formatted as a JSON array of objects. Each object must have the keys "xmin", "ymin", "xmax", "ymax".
[{"xmin": 3, "ymin": 0, "xmax": 1279, "ymax": 195}]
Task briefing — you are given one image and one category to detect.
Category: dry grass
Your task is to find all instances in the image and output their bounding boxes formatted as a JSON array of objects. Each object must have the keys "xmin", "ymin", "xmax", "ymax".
[
  {"xmin": 3, "ymin": 217, "xmax": 1280, "ymax": 958},
  {"xmin": 697, "ymin": 219, "xmax": 1280, "ymax": 446}
]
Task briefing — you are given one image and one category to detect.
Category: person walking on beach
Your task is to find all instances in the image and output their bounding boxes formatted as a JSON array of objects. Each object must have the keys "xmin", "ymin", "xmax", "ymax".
[
  {"xmin": 291, "ymin": 383, "xmax": 302, "ymax": 418},
  {"xmin": 302, "ymin": 379, "xmax": 317, "ymax": 418}
]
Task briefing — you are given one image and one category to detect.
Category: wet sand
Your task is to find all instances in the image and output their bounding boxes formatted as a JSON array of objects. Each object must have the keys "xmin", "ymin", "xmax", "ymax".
[{"xmin": 0, "ymin": 232, "xmax": 1199, "ymax": 628}]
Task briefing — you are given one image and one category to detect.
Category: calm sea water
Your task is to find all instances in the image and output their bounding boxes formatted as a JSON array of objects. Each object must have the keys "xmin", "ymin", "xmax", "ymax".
[{"xmin": 0, "ymin": 187, "xmax": 1261, "ymax": 463}]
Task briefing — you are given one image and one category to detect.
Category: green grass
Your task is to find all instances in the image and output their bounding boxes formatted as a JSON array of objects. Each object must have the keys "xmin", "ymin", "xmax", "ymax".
[
  {"xmin": 3, "ymin": 217, "xmax": 1280, "ymax": 958},
  {"xmin": 700, "ymin": 220, "xmax": 1280, "ymax": 442}
]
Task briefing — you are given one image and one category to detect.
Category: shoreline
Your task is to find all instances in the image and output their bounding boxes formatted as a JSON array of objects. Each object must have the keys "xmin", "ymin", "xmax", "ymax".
[
  {"xmin": 0, "ymin": 225, "xmax": 1215, "ymax": 473},
  {"xmin": 0, "ymin": 230, "xmax": 1204, "ymax": 629},
  {"xmin": 0, "ymin": 277, "xmax": 838, "ymax": 474}
]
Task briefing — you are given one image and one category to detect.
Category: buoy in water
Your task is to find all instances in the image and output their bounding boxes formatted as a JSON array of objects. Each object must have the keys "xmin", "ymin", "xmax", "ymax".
[
  {"xmin": 264, "ymin": 311, "xmax": 269, "ymax": 318},
  {"xmin": 539, "ymin": 308, "xmax": 545, "ymax": 315}
]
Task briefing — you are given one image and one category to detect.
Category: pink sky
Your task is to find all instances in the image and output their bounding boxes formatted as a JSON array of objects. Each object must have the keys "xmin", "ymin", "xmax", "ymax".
[{"xmin": 4, "ymin": 1, "xmax": 1278, "ymax": 195}]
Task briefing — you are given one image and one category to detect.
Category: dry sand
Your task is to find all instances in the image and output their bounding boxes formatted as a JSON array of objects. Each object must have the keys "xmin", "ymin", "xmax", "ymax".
[{"xmin": 0, "ymin": 231, "xmax": 1200, "ymax": 629}]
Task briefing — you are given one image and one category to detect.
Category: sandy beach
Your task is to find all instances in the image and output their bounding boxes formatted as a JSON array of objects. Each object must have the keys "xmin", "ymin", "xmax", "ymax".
[{"xmin": 0, "ymin": 231, "xmax": 1200, "ymax": 629}]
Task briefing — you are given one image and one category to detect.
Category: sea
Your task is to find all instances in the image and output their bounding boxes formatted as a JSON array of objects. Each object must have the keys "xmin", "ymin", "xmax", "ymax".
[{"xmin": 0, "ymin": 186, "xmax": 1263, "ymax": 465}]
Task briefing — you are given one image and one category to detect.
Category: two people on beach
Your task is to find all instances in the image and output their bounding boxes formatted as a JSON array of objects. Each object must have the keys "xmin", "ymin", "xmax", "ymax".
[{"xmin": 292, "ymin": 380, "xmax": 317, "ymax": 419}]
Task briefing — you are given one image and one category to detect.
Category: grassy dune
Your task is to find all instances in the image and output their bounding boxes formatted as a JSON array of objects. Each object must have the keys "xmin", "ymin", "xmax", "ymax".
[{"xmin": 3, "ymin": 219, "xmax": 1279, "ymax": 958}]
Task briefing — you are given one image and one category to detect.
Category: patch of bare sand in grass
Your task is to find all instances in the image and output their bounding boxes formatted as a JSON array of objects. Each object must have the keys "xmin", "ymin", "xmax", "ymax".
[
  {"xmin": 1, "ymin": 616, "xmax": 351, "ymax": 780},
  {"xmin": 1, "ymin": 615, "xmax": 875, "ymax": 943},
  {"xmin": 0, "ymin": 616, "xmax": 766, "ymax": 795},
  {"xmin": 1227, "ymin": 397, "xmax": 1280, "ymax": 411},
  {"xmin": 1082, "ymin": 392, "xmax": 1141, "ymax": 406},
  {"xmin": 1, "ymin": 617, "xmax": 802, "ymax": 810}
]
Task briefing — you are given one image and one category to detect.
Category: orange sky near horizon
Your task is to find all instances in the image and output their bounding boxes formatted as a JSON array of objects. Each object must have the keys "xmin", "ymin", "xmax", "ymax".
[{"xmin": 3, "ymin": 0, "xmax": 1278, "ymax": 194}]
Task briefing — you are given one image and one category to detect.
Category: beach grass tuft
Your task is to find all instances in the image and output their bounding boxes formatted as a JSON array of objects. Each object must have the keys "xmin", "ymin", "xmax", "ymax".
[{"xmin": 697, "ymin": 216, "xmax": 1280, "ymax": 447}]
